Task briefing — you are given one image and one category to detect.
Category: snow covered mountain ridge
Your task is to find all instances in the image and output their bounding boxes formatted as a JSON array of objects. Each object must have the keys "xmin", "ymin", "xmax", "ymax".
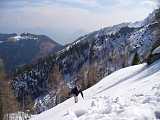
[
  {"xmin": 12, "ymin": 8, "xmax": 160, "ymax": 114},
  {"xmin": 11, "ymin": 34, "xmax": 38, "ymax": 41}
]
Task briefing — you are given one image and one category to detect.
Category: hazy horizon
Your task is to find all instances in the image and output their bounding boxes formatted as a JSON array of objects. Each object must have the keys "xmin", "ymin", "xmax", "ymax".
[{"xmin": 0, "ymin": 0, "xmax": 159, "ymax": 45}]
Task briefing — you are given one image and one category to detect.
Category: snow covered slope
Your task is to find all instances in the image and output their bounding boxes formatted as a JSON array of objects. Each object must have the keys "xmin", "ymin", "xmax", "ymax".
[{"xmin": 30, "ymin": 59, "xmax": 160, "ymax": 120}]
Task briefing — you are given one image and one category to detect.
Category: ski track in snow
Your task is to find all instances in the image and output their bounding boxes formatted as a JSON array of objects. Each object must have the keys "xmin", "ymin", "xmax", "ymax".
[{"xmin": 30, "ymin": 60, "xmax": 160, "ymax": 120}]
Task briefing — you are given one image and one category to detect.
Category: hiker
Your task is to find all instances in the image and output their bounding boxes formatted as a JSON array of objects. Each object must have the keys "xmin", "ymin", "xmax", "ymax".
[{"xmin": 70, "ymin": 85, "xmax": 84, "ymax": 103}]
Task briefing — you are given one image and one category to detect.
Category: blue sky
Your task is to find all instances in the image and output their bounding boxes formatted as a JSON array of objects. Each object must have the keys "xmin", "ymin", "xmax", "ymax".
[{"xmin": 0, "ymin": 0, "xmax": 158, "ymax": 44}]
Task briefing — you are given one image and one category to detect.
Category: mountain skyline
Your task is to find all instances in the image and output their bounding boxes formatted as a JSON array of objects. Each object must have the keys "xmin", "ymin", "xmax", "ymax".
[
  {"xmin": 0, "ymin": 1, "xmax": 159, "ymax": 119},
  {"xmin": 0, "ymin": 0, "xmax": 158, "ymax": 45}
]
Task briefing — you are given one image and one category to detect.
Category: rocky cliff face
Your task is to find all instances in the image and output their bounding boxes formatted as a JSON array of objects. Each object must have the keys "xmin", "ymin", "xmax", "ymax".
[
  {"xmin": 0, "ymin": 33, "xmax": 63, "ymax": 73},
  {"xmin": 11, "ymin": 9, "xmax": 160, "ymax": 113},
  {"xmin": 147, "ymin": 9, "xmax": 160, "ymax": 63}
]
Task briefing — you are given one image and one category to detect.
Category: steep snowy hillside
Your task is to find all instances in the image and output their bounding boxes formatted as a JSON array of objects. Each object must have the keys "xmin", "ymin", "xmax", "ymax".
[{"xmin": 31, "ymin": 59, "xmax": 160, "ymax": 120}]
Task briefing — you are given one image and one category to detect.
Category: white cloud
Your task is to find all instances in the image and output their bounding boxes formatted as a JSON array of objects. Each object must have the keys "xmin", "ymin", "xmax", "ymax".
[
  {"xmin": 157, "ymin": 0, "xmax": 160, "ymax": 6},
  {"xmin": 141, "ymin": 0, "xmax": 159, "ymax": 8}
]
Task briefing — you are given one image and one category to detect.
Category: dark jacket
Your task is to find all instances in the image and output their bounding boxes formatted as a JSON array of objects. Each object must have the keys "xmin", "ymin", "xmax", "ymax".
[{"xmin": 71, "ymin": 86, "xmax": 84, "ymax": 98}]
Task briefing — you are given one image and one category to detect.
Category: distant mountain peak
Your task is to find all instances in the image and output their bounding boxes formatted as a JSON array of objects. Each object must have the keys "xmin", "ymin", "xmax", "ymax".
[{"xmin": 0, "ymin": 33, "xmax": 64, "ymax": 72}]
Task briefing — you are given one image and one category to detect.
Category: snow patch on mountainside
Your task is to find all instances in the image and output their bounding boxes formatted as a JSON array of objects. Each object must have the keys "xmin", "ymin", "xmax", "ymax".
[
  {"xmin": 11, "ymin": 35, "xmax": 38, "ymax": 41},
  {"xmin": 128, "ymin": 21, "xmax": 144, "ymax": 28},
  {"xmin": 30, "ymin": 60, "xmax": 160, "ymax": 120},
  {"xmin": 13, "ymin": 35, "xmax": 23, "ymax": 41},
  {"xmin": 0, "ymin": 41, "xmax": 4, "ymax": 43}
]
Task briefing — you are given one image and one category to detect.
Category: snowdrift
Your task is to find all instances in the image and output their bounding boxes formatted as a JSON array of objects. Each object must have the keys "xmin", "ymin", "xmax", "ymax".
[{"xmin": 31, "ymin": 60, "xmax": 160, "ymax": 120}]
